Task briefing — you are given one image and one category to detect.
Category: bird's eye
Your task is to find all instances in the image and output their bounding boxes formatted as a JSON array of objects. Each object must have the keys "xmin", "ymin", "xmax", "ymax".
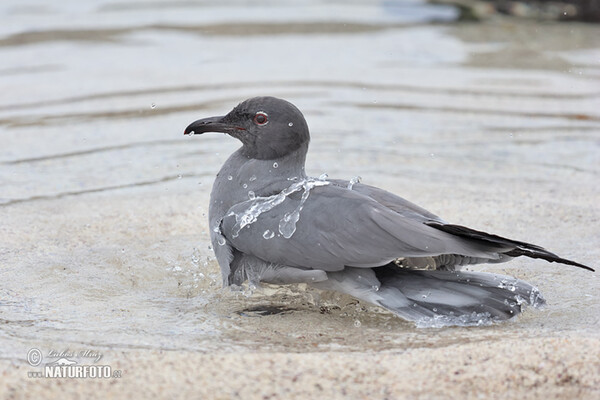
[{"xmin": 253, "ymin": 112, "xmax": 268, "ymax": 126}]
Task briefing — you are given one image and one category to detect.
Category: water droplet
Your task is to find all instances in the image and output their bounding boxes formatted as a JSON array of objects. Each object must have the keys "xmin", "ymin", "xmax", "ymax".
[
  {"xmin": 208, "ymin": 244, "xmax": 213, "ymax": 250},
  {"xmin": 121, "ymin": 249, "xmax": 125, "ymax": 253},
  {"xmin": 249, "ymin": 175, "xmax": 257, "ymax": 181},
  {"xmin": 371, "ymin": 285, "xmax": 380, "ymax": 292},
  {"xmin": 151, "ymin": 103, "xmax": 156, "ymax": 109},
  {"xmin": 187, "ymin": 130, "xmax": 195, "ymax": 135},
  {"xmin": 217, "ymin": 237, "xmax": 226, "ymax": 246},
  {"xmin": 227, "ymin": 175, "xmax": 233, "ymax": 181},
  {"xmin": 288, "ymin": 122, "xmax": 294, "ymax": 127},
  {"xmin": 263, "ymin": 230, "xmax": 275, "ymax": 239},
  {"xmin": 347, "ymin": 176, "xmax": 362, "ymax": 190},
  {"xmin": 318, "ymin": 173, "xmax": 329, "ymax": 180},
  {"xmin": 354, "ymin": 320, "xmax": 361, "ymax": 327},
  {"xmin": 248, "ymin": 191, "xmax": 255, "ymax": 200},
  {"xmin": 242, "ymin": 183, "xmax": 248, "ymax": 189},
  {"xmin": 279, "ymin": 210, "xmax": 301, "ymax": 239},
  {"xmin": 432, "ymin": 308, "xmax": 438, "ymax": 312},
  {"xmin": 229, "ymin": 178, "xmax": 329, "ymax": 239},
  {"xmin": 177, "ymin": 174, "xmax": 182, "ymax": 179},
  {"xmin": 273, "ymin": 162, "xmax": 279, "ymax": 168}
]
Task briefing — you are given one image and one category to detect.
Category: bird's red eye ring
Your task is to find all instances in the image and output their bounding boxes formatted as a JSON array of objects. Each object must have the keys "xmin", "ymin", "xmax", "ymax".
[{"xmin": 253, "ymin": 112, "xmax": 268, "ymax": 126}]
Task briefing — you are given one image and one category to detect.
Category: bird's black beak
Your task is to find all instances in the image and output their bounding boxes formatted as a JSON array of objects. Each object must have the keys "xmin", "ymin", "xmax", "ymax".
[{"xmin": 184, "ymin": 116, "xmax": 245, "ymax": 136}]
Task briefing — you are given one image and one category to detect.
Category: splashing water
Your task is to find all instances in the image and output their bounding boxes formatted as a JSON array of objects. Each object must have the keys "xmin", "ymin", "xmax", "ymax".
[
  {"xmin": 497, "ymin": 279, "xmax": 518, "ymax": 292},
  {"xmin": 278, "ymin": 182, "xmax": 312, "ymax": 239},
  {"xmin": 212, "ymin": 220, "xmax": 228, "ymax": 247},
  {"xmin": 227, "ymin": 178, "xmax": 330, "ymax": 238},
  {"xmin": 263, "ymin": 230, "xmax": 275, "ymax": 240},
  {"xmin": 347, "ymin": 176, "xmax": 362, "ymax": 190},
  {"xmin": 415, "ymin": 311, "xmax": 497, "ymax": 328}
]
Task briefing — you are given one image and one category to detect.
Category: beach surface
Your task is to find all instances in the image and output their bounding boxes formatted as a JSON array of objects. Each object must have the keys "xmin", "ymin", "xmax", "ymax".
[{"xmin": 1, "ymin": 0, "xmax": 599, "ymax": 398}]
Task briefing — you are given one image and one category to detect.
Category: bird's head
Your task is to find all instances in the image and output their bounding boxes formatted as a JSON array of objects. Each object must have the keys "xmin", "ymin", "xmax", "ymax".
[{"xmin": 184, "ymin": 96, "xmax": 310, "ymax": 160}]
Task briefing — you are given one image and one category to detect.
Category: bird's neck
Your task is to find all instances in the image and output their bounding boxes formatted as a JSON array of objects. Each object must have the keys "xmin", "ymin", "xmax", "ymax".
[
  {"xmin": 234, "ymin": 141, "xmax": 308, "ymax": 182},
  {"xmin": 209, "ymin": 143, "xmax": 309, "ymax": 222}
]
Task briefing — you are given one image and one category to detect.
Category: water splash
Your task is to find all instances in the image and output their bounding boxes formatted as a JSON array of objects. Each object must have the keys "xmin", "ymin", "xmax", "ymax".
[
  {"xmin": 415, "ymin": 311, "xmax": 497, "ymax": 328},
  {"xmin": 228, "ymin": 178, "xmax": 330, "ymax": 238},
  {"xmin": 498, "ymin": 279, "xmax": 517, "ymax": 292},
  {"xmin": 263, "ymin": 230, "xmax": 275, "ymax": 240},
  {"xmin": 347, "ymin": 176, "xmax": 362, "ymax": 190},
  {"xmin": 212, "ymin": 220, "xmax": 228, "ymax": 247},
  {"xmin": 528, "ymin": 287, "xmax": 545, "ymax": 307},
  {"xmin": 278, "ymin": 178, "xmax": 330, "ymax": 238}
]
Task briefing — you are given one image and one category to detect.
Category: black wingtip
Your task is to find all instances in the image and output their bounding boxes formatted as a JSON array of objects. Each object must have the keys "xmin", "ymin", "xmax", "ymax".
[
  {"xmin": 504, "ymin": 248, "xmax": 595, "ymax": 272},
  {"xmin": 425, "ymin": 222, "xmax": 595, "ymax": 272}
]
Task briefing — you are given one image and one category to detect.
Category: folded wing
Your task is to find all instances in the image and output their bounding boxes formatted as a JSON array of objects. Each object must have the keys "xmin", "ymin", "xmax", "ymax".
[{"xmin": 220, "ymin": 183, "xmax": 513, "ymax": 272}]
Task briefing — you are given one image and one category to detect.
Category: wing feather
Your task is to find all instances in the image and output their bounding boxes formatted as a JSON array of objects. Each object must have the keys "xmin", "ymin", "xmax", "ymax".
[{"xmin": 221, "ymin": 184, "xmax": 508, "ymax": 271}]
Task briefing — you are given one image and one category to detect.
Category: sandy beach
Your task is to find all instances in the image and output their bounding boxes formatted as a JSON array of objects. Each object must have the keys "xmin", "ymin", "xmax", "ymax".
[
  {"xmin": 1, "ymin": 0, "xmax": 599, "ymax": 398},
  {"xmin": 2, "ymin": 337, "xmax": 599, "ymax": 399}
]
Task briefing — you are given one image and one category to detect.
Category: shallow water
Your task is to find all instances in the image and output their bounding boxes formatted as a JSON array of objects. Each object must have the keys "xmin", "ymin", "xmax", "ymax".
[{"xmin": 1, "ymin": 0, "xmax": 599, "ymax": 363}]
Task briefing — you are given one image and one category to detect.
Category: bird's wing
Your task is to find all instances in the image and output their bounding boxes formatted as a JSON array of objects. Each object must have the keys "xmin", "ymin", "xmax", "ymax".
[
  {"xmin": 220, "ymin": 183, "xmax": 510, "ymax": 272},
  {"xmin": 328, "ymin": 179, "xmax": 445, "ymax": 223}
]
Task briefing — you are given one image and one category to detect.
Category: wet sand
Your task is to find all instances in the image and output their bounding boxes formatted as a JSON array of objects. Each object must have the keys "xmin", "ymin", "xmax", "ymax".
[{"xmin": 1, "ymin": 0, "xmax": 599, "ymax": 398}]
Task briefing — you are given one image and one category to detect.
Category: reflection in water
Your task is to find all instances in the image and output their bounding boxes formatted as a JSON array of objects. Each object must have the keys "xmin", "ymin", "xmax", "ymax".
[{"xmin": 0, "ymin": 0, "xmax": 598, "ymax": 362}]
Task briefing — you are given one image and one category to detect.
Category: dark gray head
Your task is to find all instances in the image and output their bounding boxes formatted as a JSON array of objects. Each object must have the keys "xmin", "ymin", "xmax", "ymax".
[{"xmin": 184, "ymin": 96, "xmax": 310, "ymax": 160}]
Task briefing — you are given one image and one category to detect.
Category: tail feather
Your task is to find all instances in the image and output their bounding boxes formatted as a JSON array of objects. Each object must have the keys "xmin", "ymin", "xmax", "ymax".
[
  {"xmin": 425, "ymin": 222, "xmax": 594, "ymax": 272},
  {"xmin": 374, "ymin": 266, "xmax": 544, "ymax": 325},
  {"xmin": 312, "ymin": 265, "xmax": 545, "ymax": 327}
]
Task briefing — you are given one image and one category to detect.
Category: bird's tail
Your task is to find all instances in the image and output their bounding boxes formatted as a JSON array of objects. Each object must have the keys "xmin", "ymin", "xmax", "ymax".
[{"xmin": 311, "ymin": 265, "xmax": 545, "ymax": 327}]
